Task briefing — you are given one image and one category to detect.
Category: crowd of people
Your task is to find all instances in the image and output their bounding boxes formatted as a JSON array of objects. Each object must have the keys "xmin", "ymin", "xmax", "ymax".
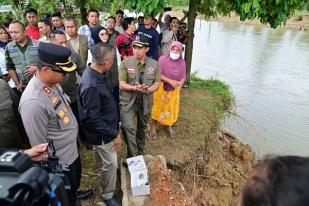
[
  {"xmin": 0, "ymin": 7, "xmax": 308, "ymax": 206},
  {"xmin": 0, "ymin": 7, "xmax": 189, "ymax": 206}
]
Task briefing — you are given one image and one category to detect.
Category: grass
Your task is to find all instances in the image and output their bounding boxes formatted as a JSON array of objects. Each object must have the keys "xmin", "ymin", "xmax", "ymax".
[
  {"xmin": 79, "ymin": 75, "xmax": 234, "ymax": 204},
  {"xmin": 145, "ymin": 75, "xmax": 234, "ymax": 166},
  {"xmin": 190, "ymin": 74, "xmax": 234, "ymax": 107}
]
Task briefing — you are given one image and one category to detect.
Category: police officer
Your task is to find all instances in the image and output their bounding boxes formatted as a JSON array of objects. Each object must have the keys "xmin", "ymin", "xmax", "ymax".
[
  {"xmin": 19, "ymin": 42, "xmax": 81, "ymax": 206},
  {"xmin": 119, "ymin": 34, "xmax": 160, "ymax": 157}
]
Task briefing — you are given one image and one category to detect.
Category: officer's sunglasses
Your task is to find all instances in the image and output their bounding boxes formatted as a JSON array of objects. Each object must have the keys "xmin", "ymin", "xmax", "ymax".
[{"xmin": 45, "ymin": 65, "xmax": 68, "ymax": 75}]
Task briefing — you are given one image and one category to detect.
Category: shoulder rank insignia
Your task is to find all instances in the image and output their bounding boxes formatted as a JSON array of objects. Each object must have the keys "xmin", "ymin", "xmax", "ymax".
[
  {"xmin": 50, "ymin": 96, "xmax": 58, "ymax": 104},
  {"xmin": 43, "ymin": 86, "xmax": 51, "ymax": 95},
  {"xmin": 63, "ymin": 116, "xmax": 70, "ymax": 124}
]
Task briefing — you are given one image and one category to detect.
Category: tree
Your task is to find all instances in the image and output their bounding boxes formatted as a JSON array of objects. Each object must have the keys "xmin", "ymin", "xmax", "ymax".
[
  {"xmin": 4, "ymin": 0, "xmax": 111, "ymax": 25},
  {"xmin": 120, "ymin": 0, "xmax": 307, "ymax": 84},
  {"xmin": 4, "ymin": 0, "xmax": 307, "ymax": 83}
]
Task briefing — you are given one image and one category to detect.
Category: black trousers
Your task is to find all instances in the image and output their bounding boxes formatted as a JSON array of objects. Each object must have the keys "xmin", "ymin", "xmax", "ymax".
[{"xmin": 67, "ymin": 156, "xmax": 82, "ymax": 206}]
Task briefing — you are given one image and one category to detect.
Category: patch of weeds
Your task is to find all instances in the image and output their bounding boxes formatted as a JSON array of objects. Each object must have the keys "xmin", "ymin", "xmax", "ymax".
[{"xmin": 189, "ymin": 73, "xmax": 234, "ymax": 109}]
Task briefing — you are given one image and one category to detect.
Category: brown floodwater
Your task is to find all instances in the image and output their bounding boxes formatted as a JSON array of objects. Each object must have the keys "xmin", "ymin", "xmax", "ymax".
[{"xmin": 192, "ymin": 20, "xmax": 309, "ymax": 158}]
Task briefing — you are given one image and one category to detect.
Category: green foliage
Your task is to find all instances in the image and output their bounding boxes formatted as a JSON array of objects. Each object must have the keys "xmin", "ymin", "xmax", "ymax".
[
  {"xmin": 194, "ymin": 0, "xmax": 307, "ymax": 28},
  {"xmin": 0, "ymin": 13, "xmax": 14, "ymax": 26},
  {"xmin": 232, "ymin": 0, "xmax": 306, "ymax": 28},
  {"xmin": 197, "ymin": 0, "xmax": 234, "ymax": 19},
  {"xmin": 3, "ymin": 0, "xmax": 112, "ymax": 21},
  {"xmin": 121, "ymin": 0, "xmax": 165, "ymax": 16},
  {"xmin": 110, "ymin": 1, "xmax": 124, "ymax": 15},
  {"xmin": 86, "ymin": 0, "xmax": 111, "ymax": 12},
  {"xmin": 4, "ymin": 0, "xmax": 307, "ymax": 29},
  {"xmin": 0, "ymin": 0, "xmax": 12, "ymax": 5},
  {"xmin": 169, "ymin": 0, "xmax": 189, "ymax": 8}
]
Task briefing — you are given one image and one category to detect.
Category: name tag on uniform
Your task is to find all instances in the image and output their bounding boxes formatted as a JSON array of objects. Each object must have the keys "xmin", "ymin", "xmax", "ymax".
[
  {"xmin": 9, "ymin": 48, "xmax": 19, "ymax": 53},
  {"xmin": 27, "ymin": 46, "xmax": 38, "ymax": 52}
]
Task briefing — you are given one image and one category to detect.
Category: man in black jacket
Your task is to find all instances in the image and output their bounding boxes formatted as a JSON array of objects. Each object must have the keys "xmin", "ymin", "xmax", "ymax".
[{"xmin": 77, "ymin": 43, "xmax": 121, "ymax": 206}]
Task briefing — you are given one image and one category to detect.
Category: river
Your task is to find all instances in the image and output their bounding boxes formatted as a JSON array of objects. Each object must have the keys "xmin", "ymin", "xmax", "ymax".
[{"xmin": 191, "ymin": 20, "xmax": 309, "ymax": 158}]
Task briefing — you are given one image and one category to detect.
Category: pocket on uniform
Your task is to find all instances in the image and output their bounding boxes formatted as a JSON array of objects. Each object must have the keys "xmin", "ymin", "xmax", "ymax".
[
  {"xmin": 9, "ymin": 52, "xmax": 20, "ymax": 65},
  {"xmin": 128, "ymin": 73, "xmax": 136, "ymax": 80},
  {"xmin": 120, "ymin": 92, "xmax": 131, "ymax": 105},
  {"xmin": 27, "ymin": 54, "xmax": 37, "ymax": 65},
  {"xmin": 145, "ymin": 75, "xmax": 155, "ymax": 85},
  {"xmin": 147, "ymin": 74, "xmax": 155, "ymax": 80}
]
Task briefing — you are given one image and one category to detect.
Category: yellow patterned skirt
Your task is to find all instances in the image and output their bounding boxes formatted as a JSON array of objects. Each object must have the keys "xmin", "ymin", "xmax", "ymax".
[{"xmin": 151, "ymin": 83, "xmax": 180, "ymax": 126}]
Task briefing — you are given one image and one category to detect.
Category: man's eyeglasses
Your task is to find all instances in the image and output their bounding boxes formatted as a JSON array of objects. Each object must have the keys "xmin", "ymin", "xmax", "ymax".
[{"xmin": 45, "ymin": 65, "xmax": 68, "ymax": 75}]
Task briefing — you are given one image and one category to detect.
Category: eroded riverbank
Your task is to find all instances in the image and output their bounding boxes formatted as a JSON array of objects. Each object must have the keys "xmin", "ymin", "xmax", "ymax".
[{"xmin": 78, "ymin": 77, "xmax": 255, "ymax": 206}]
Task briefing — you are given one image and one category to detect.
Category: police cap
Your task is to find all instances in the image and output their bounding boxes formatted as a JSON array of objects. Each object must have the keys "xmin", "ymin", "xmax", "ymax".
[{"xmin": 38, "ymin": 42, "xmax": 77, "ymax": 72}]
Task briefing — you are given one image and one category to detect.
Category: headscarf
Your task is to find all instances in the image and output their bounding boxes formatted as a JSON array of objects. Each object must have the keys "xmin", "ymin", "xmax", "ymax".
[
  {"xmin": 158, "ymin": 41, "xmax": 186, "ymax": 91},
  {"xmin": 90, "ymin": 25, "xmax": 105, "ymax": 45},
  {"xmin": 98, "ymin": 28, "xmax": 109, "ymax": 43}
]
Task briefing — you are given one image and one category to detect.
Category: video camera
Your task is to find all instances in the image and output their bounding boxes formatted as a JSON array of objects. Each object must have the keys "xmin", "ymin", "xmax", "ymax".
[{"xmin": 0, "ymin": 150, "xmax": 69, "ymax": 206}]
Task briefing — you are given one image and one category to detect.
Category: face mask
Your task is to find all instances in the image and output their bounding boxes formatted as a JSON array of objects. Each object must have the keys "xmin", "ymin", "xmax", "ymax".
[{"xmin": 169, "ymin": 52, "xmax": 180, "ymax": 60}]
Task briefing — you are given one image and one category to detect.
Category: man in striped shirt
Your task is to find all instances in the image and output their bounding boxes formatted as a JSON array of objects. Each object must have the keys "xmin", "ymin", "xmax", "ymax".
[{"xmin": 78, "ymin": 9, "xmax": 100, "ymax": 47}]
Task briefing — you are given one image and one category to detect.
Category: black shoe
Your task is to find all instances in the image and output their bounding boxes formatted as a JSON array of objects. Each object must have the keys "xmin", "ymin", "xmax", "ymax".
[
  {"xmin": 122, "ymin": 159, "xmax": 128, "ymax": 167},
  {"xmin": 104, "ymin": 197, "xmax": 120, "ymax": 206},
  {"xmin": 85, "ymin": 143, "xmax": 93, "ymax": 150},
  {"xmin": 182, "ymin": 83, "xmax": 189, "ymax": 88},
  {"xmin": 77, "ymin": 189, "xmax": 93, "ymax": 200}
]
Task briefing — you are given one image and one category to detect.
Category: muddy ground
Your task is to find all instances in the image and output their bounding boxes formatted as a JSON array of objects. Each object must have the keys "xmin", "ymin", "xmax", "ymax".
[
  {"xmin": 78, "ymin": 87, "xmax": 254, "ymax": 206},
  {"xmin": 143, "ymin": 129, "xmax": 253, "ymax": 206}
]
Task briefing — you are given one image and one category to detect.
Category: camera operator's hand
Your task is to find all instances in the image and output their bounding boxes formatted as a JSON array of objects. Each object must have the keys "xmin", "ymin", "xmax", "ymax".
[{"xmin": 24, "ymin": 143, "xmax": 48, "ymax": 161}]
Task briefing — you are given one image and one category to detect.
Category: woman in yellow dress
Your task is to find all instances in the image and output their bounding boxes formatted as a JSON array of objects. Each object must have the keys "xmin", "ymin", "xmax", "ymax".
[{"xmin": 150, "ymin": 41, "xmax": 186, "ymax": 139}]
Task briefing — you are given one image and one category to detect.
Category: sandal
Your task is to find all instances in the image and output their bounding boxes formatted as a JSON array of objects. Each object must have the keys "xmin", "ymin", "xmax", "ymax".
[
  {"xmin": 168, "ymin": 128, "xmax": 176, "ymax": 139},
  {"xmin": 149, "ymin": 132, "xmax": 157, "ymax": 140}
]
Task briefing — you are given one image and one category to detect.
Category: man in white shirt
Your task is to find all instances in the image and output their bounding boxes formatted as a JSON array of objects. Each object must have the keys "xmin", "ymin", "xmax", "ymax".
[
  {"xmin": 78, "ymin": 9, "xmax": 100, "ymax": 47},
  {"xmin": 115, "ymin": 10, "xmax": 124, "ymax": 34}
]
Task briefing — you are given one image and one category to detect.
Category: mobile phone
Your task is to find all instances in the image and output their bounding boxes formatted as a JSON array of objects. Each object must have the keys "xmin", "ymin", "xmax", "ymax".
[
  {"xmin": 164, "ymin": 7, "xmax": 172, "ymax": 12},
  {"xmin": 142, "ymin": 84, "xmax": 149, "ymax": 89}
]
